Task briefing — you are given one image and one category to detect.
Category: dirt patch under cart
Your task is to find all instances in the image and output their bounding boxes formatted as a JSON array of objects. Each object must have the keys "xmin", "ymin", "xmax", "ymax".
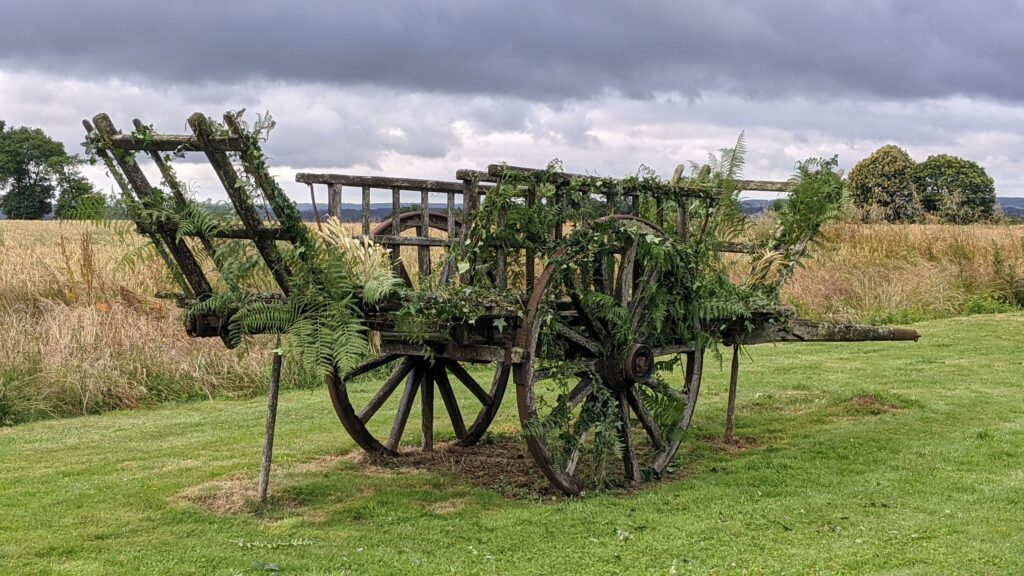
[{"xmin": 353, "ymin": 435, "xmax": 561, "ymax": 499}]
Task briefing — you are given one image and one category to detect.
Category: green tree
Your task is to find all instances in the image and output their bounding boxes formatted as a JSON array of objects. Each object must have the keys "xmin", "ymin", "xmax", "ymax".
[
  {"xmin": 847, "ymin": 145, "xmax": 921, "ymax": 222},
  {"xmin": 0, "ymin": 123, "xmax": 95, "ymax": 220},
  {"xmin": 54, "ymin": 170, "xmax": 103, "ymax": 219},
  {"xmin": 912, "ymin": 154, "xmax": 996, "ymax": 223}
]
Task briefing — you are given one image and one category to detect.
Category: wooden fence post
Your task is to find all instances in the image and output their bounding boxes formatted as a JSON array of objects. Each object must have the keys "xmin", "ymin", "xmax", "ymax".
[
  {"xmin": 257, "ymin": 344, "xmax": 283, "ymax": 503},
  {"xmin": 725, "ymin": 344, "xmax": 740, "ymax": 443}
]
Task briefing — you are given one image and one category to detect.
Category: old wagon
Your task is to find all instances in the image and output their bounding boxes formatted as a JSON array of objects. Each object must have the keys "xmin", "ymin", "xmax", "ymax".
[{"xmin": 84, "ymin": 112, "xmax": 918, "ymax": 495}]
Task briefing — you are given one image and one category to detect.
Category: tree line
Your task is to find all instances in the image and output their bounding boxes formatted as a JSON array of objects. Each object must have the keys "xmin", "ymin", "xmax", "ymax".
[
  {"xmin": 0, "ymin": 120, "xmax": 99, "ymax": 219},
  {"xmin": 0, "ymin": 121, "xmax": 1002, "ymax": 224}
]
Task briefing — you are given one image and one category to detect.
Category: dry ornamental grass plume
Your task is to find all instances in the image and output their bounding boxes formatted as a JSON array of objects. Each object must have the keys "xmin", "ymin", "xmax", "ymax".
[{"xmin": 316, "ymin": 217, "xmax": 396, "ymax": 286}]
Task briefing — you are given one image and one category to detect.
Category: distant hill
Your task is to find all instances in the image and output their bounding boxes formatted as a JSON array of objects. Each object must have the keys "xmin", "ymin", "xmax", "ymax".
[{"xmin": 999, "ymin": 197, "xmax": 1024, "ymax": 218}]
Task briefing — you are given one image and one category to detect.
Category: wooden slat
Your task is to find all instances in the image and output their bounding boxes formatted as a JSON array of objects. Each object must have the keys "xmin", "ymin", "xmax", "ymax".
[
  {"xmin": 421, "ymin": 367, "xmax": 434, "ymax": 451},
  {"xmin": 328, "ymin": 184, "xmax": 342, "ymax": 220},
  {"xmin": 222, "ymin": 114, "xmax": 315, "ymax": 261},
  {"xmin": 454, "ymin": 169, "xmax": 488, "ymax": 182},
  {"xmin": 446, "ymin": 191, "xmax": 455, "ymax": 238},
  {"xmin": 418, "ymin": 190, "xmax": 432, "ymax": 284},
  {"xmin": 188, "ymin": 113, "xmax": 291, "ymax": 294},
  {"xmin": 486, "ymin": 163, "xmax": 791, "ymax": 195},
  {"xmin": 380, "ymin": 342, "xmax": 525, "ymax": 364},
  {"xmin": 361, "ymin": 186, "xmax": 371, "ymax": 236},
  {"xmin": 390, "ymin": 187, "xmax": 401, "ymax": 273},
  {"xmin": 296, "ymin": 173, "xmax": 466, "ymax": 193},
  {"xmin": 677, "ymin": 199, "xmax": 690, "ymax": 243},
  {"xmin": 461, "ymin": 178, "xmax": 478, "ymax": 238},
  {"xmin": 136, "ymin": 119, "xmax": 219, "ymax": 264},
  {"xmin": 82, "ymin": 119, "xmax": 186, "ymax": 296},
  {"xmin": 92, "ymin": 114, "xmax": 213, "ymax": 298},
  {"xmin": 101, "ymin": 132, "xmax": 243, "ymax": 152},
  {"xmin": 358, "ymin": 235, "xmax": 450, "ymax": 247}
]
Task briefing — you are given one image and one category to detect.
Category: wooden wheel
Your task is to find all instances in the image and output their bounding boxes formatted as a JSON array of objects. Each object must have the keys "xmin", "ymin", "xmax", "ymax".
[
  {"xmin": 328, "ymin": 354, "xmax": 509, "ymax": 454},
  {"xmin": 328, "ymin": 211, "xmax": 509, "ymax": 454},
  {"xmin": 514, "ymin": 215, "xmax": 705, "ymax": 495},
  {"xmin": 371, "ymin": 211, "xmax": 460, "ymax": 287}
]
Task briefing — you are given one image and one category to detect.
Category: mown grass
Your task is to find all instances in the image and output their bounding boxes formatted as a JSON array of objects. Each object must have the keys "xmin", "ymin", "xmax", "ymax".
[{"xmin": 2, "ymin": 314, "xmax": 1022, "ymax": 574}]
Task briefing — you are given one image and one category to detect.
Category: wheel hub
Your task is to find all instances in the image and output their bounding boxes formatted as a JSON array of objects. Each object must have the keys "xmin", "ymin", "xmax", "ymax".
[
  {"xmin": 599, "ymin": 343, "xmax": 655, "ymax": 389},
  {"xmin": 624, "ymin": 343, "xmax": 655, "ymax": 383}
]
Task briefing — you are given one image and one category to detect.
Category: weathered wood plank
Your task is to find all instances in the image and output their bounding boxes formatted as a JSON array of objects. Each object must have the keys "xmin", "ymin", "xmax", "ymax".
[
  {"xmin": 188, "ymin": 113, "xmax": 291, "ymax": 294},
  {"xmin": 421, "ymin": 368, "xmax": 434, "ymax": 451},
  {"xmin": 82, "ymin": 119, "xmax": 187, "ymax": 296},
  {"xmin": 378, "ymin": 342, "xmax": 525, "ymax": 364},
  {"xmin": 361, "ymin": 186, "xmax": 371, "ymax": 236},
  {"xmin": 390, "ymin": 187, "xmax": 401, "ymax": 270},
  {"xmin": 101, "ymin": 132, "xmax": 244, "ymax": 152},
  {"xmin": 419, "ymin": 189, "xmax": 431, "ymax": 282},
  {"xmin": 297, "ymin": 173, "xmax": 466, "ymax": 194},
  {"xmin": 328, "ymin": 184, "xmax": 342, "ymax": 220},
  {"xmin": 92, "ymin": 114, "xmax": 213, "ymax": 298},
  {"xmin": 736, "ymin": 319, "xmax": 920, "ymax": 345},
  {"xmin": 433, "ymin": 364, "xmax": 467, "ymax": 440}
]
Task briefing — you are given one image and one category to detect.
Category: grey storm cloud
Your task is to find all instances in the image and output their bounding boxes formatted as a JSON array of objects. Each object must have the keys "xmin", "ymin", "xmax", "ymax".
[{"xmin": 2, "ymin": 0, "xmax": 1023, "ymax": 102}]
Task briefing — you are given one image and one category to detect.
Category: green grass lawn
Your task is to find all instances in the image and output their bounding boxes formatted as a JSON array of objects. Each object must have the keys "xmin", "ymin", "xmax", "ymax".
[{"xmin": 2, "ymin": 314, "xmax": 1022, "ymax": 575}]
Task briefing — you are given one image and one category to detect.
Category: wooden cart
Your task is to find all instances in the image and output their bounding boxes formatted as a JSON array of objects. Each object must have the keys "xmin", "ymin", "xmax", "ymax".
[{"xmin": 84, "ymin": 112, "xmax": 918, "ymax": 495}]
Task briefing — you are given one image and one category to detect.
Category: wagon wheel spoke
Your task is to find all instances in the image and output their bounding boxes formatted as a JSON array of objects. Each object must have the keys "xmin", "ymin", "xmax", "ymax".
[
  {"xmin": 568, "ymin": 289, "xmax": 609, "ymax": 345},
  {"xmin": 639, "ymin": 378, "xmax": 686, "ymax": 401},
  {"xmin": 564, "ymin": 374, "xmax": 594, "ymax": 409},
  {"xmin": 446, "ymin": 359, "xmax": 493, "ymax": 406},
  {"xmin": 359, "ymin": 356, "xmax": 416, "ymax": 423},
  {"xmin": 564, "ymin": 395, "xmax": 597, "ymax": 477},
  {"xmin": 629, "ymin": 267, "xmax": 660, "ymax": 334},
  {"xmin": 420, "ymin": 366, "xmax": 435, "ymax": 451},
  {"xmin": 616, "ymin": 390, "xmax": 642, "ymax": 487},
  {"xmin": 373, "ymin": 212, "xmax": 456, "ymax": 289},
  {"xmin": 614, "ymin": 238, "xmax": 638, "ymax": 307},
  {"xmin": 385, "ymin": 363, "xmax": 422, "ymax": 451},
  {"xmin": 592, "ymin": 251, "xmax": 615, "ymax": 296},
  {"xmin": 346, "ymin": 354, "xmax": 401, "ymax": 382},
  {"xmin": 625, "ymin": 385, "xmax": 665, "ymax": 449},
  {"xmin": 433, "ymin": 362, "xmax": 467, "ymax": 440},
  {"xmin": 564, "ymin": 428, "xmax": 591, "ymax": 477},
  {"xmin": 552, "ymin": 320, "xmax": 603, "ymax": 357},
  {"xmin": 515, "ymin": 215, "xmax": 699, "ymax": 495}
]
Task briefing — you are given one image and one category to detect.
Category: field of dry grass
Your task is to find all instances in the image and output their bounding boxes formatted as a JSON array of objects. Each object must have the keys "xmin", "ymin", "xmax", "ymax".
[
  {"xmin": 0, "ymin": 221, "xmax": 269, "ymax": 425},
  {"xmin": 782, "ymin": 222, "xmax": 1024, "ymax": 324},
  {"xmin": 2, "ymin": 219, "xmax": 1022, "ymax": 425}
]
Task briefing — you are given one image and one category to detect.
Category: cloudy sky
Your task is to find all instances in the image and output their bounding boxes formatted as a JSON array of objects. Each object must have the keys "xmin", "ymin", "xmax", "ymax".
[{"xmin": 2, "ymin": 0, "xmax": 1023, "ymax": 203}]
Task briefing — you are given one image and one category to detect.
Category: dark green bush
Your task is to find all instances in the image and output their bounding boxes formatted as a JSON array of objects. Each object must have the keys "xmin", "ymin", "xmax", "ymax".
[
  {"xmin": 847, "ymin": 145, "xmax": 921, "ymax": 222},
  {"xmin": 912, "ymin": 154, "xmax": 996, "ymax": 223}
]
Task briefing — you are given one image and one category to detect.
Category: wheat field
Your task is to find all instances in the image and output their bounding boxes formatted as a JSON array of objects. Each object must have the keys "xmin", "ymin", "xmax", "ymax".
[
  {"xmin": 1, "ymin": 219, "xmax": 1022, "ymax": 424},
  {"xmin": 0, "ymin": 221, "xmax": 268, "ymax": 425},
  {"xmin": 784, "ymin": 223, "xmax": 1024, "ymax": 323}
]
